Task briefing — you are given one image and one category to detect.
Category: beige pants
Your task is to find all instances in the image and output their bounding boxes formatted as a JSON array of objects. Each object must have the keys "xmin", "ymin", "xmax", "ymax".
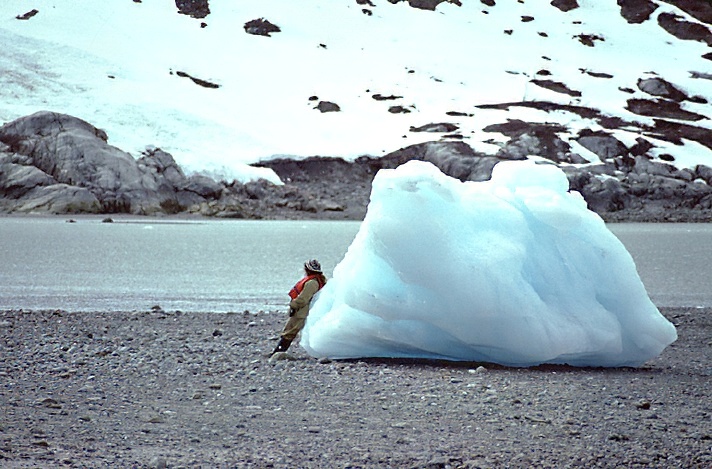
[{"xmin": 280, "ymin": 314, "xmax": 307, "ymax": 341}]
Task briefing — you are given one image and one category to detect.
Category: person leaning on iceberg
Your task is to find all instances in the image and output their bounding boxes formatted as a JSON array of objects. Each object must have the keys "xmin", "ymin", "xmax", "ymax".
[
  {"xmin": 271, "ymin": 259, "xmax": 327, "ymax": 356},
  {"xmin": 300, "ymin": 159, "xmax": 678, "ymax": 368}
]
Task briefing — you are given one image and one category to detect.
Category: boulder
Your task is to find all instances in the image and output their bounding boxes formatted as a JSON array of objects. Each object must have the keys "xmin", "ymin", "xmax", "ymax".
[
  {"xmin": 315, "ymin": 101, "xmax": 341, "ymax": 113},
  {"xmin": 550, "ymin": 0, "xmax": 579, "ymax": 13},
  {"xmin": 626, "ymin": 98, "xmax": 707, "ymax": 121},
  {"xmin": 365, "ymin": 141, "xmax": 500, "ymax": 182},
  {"xmin": 13, "ymin": 184, "xmax": 101, "ymax": 214},
  {"xmin": 0, "ymin": 162, "xmax": 56, "ymax": 198},
  {"xmin": 183, "ymin": 174, "xmax": 224, "ymax": 199},
  {"xmin": 410, "ymin": 123, "xmax": 459, "ymax": 133},
  {"xmin": 244, "ymin": 18, "xmax": 281, "ymax": 37},
  {"xmin": 617, "ymin": 0, "xmax": 658, "ymax": 24},
  {"xmin": 175, "ymin": 0, "xmax": 210, "ymax": 19},
  {"xmin": 0, "ymin": 111, "xmax": 204, "ymax": 214},
  {"xmin": 695, "ymin": 164, "xmax": 712, "ymax": 184},
  {"xmin": 484, "ymin": 120, "xmax": 574, "ymax": 163},
  {"xmin": 658, "ymin": 12, "xmax": 712, "ymax": 47},
  {"xmin": 387, "ymin": 0, "xmax": 461, "ymax": 11},
  {"xmin": 575, "ymin": 130, "xmax": 629, "ymax": 160},
  {"xmin": 637, "ymin": 77, "xmax": 689, "ymax": 102}
]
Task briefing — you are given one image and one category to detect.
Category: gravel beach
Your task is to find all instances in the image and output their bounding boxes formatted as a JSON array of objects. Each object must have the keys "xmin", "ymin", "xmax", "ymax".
[{"xmin": 1, "ymin": 307, "xmax": 710, "ymax": 468}]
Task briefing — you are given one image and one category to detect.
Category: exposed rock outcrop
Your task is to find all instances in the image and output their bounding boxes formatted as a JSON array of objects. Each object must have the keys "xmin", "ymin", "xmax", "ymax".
[
  {"xmin": 2, "ymin": 112, "xmax": 712, "ymax": 222},
  {"xmin": 315, "ymin": 101, "xmax": 341, "ymax": 113},
  {"xmin": 0, "ymin": 112, "xmax": 356, "ymax": 218},
  {"xmin": 16, "ymin": 9, "xmax": 39, "ymax": 20},
  {"xmin": 175, "ymin": 0, "xmax": 210, "ymax": 19},
  {"xmin": 387, "ymin": 0, "xmax": 462, "ymax": 11},
  {"xmin": 244, "ymin": 18, "xmax": 281, "ymax": 37}
]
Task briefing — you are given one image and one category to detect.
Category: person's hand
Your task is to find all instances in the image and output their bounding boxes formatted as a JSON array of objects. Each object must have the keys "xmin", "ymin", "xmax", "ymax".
[{"xmin": 289, "ymin": 307, "xmax": 296, "ymax": 317}]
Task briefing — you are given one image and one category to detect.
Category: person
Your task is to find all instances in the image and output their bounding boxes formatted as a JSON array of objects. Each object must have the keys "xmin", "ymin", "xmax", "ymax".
[{"xmin": 271, "ymin": 259, "xmax": 327, "ymax": 355}]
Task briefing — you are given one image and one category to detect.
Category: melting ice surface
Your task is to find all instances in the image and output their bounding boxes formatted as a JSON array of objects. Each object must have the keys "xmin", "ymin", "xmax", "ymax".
[{"xmin": 302, "ymin": 160, "xmax": 678, "ymax": 367}]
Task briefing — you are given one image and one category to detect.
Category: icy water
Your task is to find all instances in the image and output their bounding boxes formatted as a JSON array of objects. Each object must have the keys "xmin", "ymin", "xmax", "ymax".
[{"xmin": 0, "ymin": 217, "xmax": 710, "ymax": 311}]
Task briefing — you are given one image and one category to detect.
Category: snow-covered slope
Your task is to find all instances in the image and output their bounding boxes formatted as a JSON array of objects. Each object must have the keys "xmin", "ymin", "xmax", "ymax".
[{"xmin": 1, "ymin": 0, "xmax": 710, "ymax": 181}]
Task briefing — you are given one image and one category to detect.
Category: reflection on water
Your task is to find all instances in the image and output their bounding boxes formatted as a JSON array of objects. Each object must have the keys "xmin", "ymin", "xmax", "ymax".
[{"xmin": 0, "ymin": 217, "xmax": 710, "ymax": 311}]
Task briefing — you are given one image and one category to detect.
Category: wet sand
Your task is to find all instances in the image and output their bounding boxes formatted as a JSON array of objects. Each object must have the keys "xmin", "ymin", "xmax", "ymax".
[{"xmin": 0, "ymin": 307, "xmax": 710, "ymax": 468}]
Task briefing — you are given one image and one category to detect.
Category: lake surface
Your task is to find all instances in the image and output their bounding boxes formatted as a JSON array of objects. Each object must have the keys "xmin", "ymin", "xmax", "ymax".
[{"xmin": 1, "ymin": 217, "xmax": 710, "ymax": 312}]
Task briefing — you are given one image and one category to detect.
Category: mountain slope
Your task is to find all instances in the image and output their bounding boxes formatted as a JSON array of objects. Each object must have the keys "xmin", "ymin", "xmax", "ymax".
[{"xmin": 0, "ymin": 0, "xmax": 710, "ymax": 183}]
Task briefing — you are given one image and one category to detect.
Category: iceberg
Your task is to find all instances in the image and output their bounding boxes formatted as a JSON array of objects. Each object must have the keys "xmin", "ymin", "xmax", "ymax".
[{"xmin": 301, "ymin": 160, "xmax": 677, "ymax": 367}]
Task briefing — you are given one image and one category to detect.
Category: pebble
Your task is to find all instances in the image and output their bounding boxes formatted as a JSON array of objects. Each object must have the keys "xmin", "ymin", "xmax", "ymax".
[
  {"xmin": 148, "ymin": 456, "xmax": 167, "ymax": 469},
  {"xmin": 268, "ymin": 352, "xmax": 294, "ymax": 363}
]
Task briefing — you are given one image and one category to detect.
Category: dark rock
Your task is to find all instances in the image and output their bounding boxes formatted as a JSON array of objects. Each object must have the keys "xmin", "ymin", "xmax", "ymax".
[
  {"xmin": 445, "ymin": 111, "xmax": 473, "ymax": 117},
  {"xmin": 410, "ymin": 123, "xmax": 459, "ymax": 133},
  {"xmin": 2, "ymin": 109, "xmax": 711, "ymax": 222},
  {"xmin": 568, "ymin": 168, "xmax": 629, "ymax": 212},
  {"xmin": 636, "ymin": 400, "xmax": 651, "ymax": 410},
  {"xmin": 626, "ymin": 98, "xmax": 707, "ymax": 121},
  {"xmin": 148, "ymin": 456, "xmax": 167, "ymax": 469},
  {"xmin": 663, "ymin": 0, "xmax": 712, "ymax": 24},
  {"xmin": 583, "ymin": 70, "xmax": 614, "ymax": 79},
  {"xmin": 372, "ymin": 94, "xmax": 402, "ymax": 101},
  {"xmin": 530, "ymin": 79, "xmax": 582, "ymax": 97},
  {"xmin": 575, "ymin": 130, "xmax": 629, "ymax": 160},
  {"xmin": 388, "ymin": 105, "xmax": 411, "ymax": 114},
  {"xmin": 387, "ymin": 0, "xmax": 462, "ymax": 11},
  {"xmin": 0, "ymin": 112, "xmax": 202, "ymax": 214},
  {"xmin": 368, "ymin": 141, "xmax": 501, "ymax": 182},
  {"xmin": 483, "ymin": 120, "xmax": 576, "ymax": 163},
  {"xmin": 175, "ymin": 0, "xmax": 210, "ymax": 19},
  {"xmin": 481, "ymin": 0, "xmax": 496, "ymax": 6},
  {"xmin": 650, "ymin": 119, "xmax": 712, "ymax": 150},
  {"xmin": 658, "ymin": 12, "xmax": 712, "ymax": 46},
  {"xmin": 550, "ymin": 0, "xmax": 579, "ymax": 12},
  {"xmin": 315, "ymin": 101, "xmax": 341, "ymax": 113},
  {"xmin": 175, "ymin": 71, "xmax": 220, "ymax": 89},
  {"xmin": 183, "ymin": 174, "xmax": 223, "ymax": 199},
  {"xmin": 244, "ymin": 18, "xmax": 281, "ymax": 37},
  {"xmin": 16, "ymin": 9, "xmax": 39, "ymax": 20},
  {"xmin": 574, "ymin": 33, "xmax": 605, "ymax": 46},
  {"xmin": 629, "ymin": 137, "xmax": 654, "ymax": 156},
  {"xmin": 479, "ymin": 101, "xmax": 602, "ymax": 119},
  {"xmin": 0, "ymin": 162, "xmax": 56, "ymax": 199},
  {"xmin": 637, "ymin": 77, "xmax": 688, "ymax": 102},
  {"xmin": 695, "ymin": 164, "xmax": 712, "ymax": 184},
  {"xmin": 137, "ymin": 148, "xmax": 189, "ymax": 190},
  {"xmin": 617, "ymin": 0, "xmax": 658, "ymax": 24},
  {"xmin": 13, "ymin": 185, "xmax": 101, "ymax": 214}
]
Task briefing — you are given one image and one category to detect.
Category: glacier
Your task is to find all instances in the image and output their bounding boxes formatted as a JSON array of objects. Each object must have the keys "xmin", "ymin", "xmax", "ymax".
[{"xmin": 301, "ymin": 160, "xmax": 677, "ymax": 367}]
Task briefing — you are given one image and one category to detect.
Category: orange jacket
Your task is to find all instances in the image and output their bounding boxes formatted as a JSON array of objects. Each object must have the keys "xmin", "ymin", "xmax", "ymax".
[{"xmin": 289, "ymin": 274, "xmax": 325, "ymax": 300}]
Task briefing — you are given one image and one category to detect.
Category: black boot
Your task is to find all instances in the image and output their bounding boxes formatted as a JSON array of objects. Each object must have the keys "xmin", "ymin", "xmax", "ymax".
[{"xmin": 271, "ymin": 337, "xmax": 293, "ymax": 355}]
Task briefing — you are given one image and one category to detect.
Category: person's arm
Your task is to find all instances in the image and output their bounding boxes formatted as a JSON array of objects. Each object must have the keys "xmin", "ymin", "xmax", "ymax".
[{"xmin": 289, "ymin": 279, "xmax": 319, "ymax": 311}]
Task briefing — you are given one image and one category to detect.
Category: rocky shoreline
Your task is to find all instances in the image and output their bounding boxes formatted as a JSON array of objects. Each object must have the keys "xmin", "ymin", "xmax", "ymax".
[
  {"xmin": 1, "ymin": 307, "xmax": 710, "ymax": 468},
  {"xmin": 2, "ymin": 111, "xmax": 712, "ymax": 223}
]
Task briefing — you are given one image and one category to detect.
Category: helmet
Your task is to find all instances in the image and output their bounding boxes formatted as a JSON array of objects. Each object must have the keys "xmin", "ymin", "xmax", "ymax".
[{"xmin": 304, "ymin": 259, "xmax": 322, "ymax": 273}]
